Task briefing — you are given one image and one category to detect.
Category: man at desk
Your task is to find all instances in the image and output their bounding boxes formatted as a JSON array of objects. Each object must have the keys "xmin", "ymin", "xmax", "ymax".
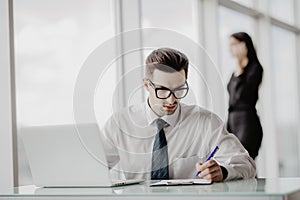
[{"xmin": 102, "ymin": 48, "xmax": 256, "ymax": 182}]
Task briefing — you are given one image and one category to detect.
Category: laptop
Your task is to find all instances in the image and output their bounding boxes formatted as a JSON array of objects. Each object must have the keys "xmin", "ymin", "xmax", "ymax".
[{"xmin": 21, "ymin": 123, "xmax": 144, "ymax": 187}]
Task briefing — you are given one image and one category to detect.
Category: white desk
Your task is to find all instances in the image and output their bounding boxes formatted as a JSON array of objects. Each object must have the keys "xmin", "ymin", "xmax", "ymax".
[{"xmin": 1, "ymin": 178, "xmax": 300, "ymax": 200}]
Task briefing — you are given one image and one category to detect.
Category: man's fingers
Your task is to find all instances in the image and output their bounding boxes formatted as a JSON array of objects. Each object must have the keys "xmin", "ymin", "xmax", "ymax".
[
  {"xmin": 196, "ymin": 160, "xmax": 217, "ymax": 172},
  {"xmin": 203, "ymin": 171, "xmax": 221, "ymax": 182},
  {"xmin": 195, "ymin": 162, "xmax": 202, "ymax": 171},
  {"xmin": 198, "ymin": 165, "xmax": 220, "ymax": 178},
  {"xmin": 196, "ymin": 160, "xmax": 223, "ymax": 182}
]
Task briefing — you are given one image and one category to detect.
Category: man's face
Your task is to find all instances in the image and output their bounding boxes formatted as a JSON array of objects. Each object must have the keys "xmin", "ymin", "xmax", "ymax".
[{"xmin": 143, "ymin": 69, "xmax": 187, "ymax": 117}]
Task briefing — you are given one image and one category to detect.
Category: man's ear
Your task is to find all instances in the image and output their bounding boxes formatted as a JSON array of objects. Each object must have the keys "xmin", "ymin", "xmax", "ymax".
[{"xmin": 143, "ymin": 78, "xmax": 150, "ymax": 91}]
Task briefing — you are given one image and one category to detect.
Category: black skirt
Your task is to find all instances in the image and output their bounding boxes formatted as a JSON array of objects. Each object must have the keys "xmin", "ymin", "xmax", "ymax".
[{"xmin": 227, "ymin": 110, "xmax": 263, "ymax": 159}]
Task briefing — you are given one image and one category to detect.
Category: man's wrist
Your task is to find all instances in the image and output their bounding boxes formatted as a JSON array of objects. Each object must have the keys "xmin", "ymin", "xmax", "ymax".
[{"xmin": 220, "ymin": 166, "xmax": 228, "ymax": 180}]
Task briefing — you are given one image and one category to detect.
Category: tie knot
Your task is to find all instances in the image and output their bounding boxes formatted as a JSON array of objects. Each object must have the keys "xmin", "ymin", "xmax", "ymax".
[{"xmin": 156, "ymin": 118, "xmax": 166, "ymax": 130}]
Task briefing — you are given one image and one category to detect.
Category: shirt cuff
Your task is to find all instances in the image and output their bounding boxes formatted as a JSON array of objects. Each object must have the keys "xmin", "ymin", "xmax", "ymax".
[{"xmin": 220, "ymin": 165, "xmax": 228, "ymax": 181}]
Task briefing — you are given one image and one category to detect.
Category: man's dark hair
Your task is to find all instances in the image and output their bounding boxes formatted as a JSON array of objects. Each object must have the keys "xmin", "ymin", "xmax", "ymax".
[{"xmin": 145, "ymin": 48, "xmax": 189, "ymax": 79}]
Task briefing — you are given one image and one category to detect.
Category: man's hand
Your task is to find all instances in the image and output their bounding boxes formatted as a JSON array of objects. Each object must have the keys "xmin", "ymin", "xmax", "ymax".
[{"xmin": 195, "ymin": 160, "xmax": 223, "ymax": 182}]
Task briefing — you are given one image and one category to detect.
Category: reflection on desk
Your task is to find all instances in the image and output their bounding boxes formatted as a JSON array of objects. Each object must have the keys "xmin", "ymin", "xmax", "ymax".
[
  {"xmin": 1, "ymin": 178, "xmax": 300, "ymax": 200},
  {"xmin": 113, "ymin": 178, "xmax": 258, "ymax": 194}
]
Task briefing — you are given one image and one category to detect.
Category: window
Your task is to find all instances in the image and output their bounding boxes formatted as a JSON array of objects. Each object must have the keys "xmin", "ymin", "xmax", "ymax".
[
  {"xmin": 4, "ymin": 0, "xmax": 300, "ymax": 187},
  {"xmin": 13, "ymin": 0, "xmax": 115, "ymax": 185},
  {"xmin": 141, "ymin": 0, "xmax": 208, "ymax": 107},
  {"xmin": 141, "ymin": 0, "xmax": 198, "ymax": 39},
  {"xmin": 271, "ymin": 26, "xmax": 299, "ymax": 176},
  {"xmin": 271, "ymin": 0, "xmax": 294, "ymax": 25},
  {"xmin": 218, "ymin": 6, "xmax": 256, "ymax": 89}
]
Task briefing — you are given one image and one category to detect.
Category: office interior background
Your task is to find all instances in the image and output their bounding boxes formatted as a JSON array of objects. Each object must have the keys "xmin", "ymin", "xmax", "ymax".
[{"xmin": 1, "ymin": 0, "xmax": 300, "ymax": 188}]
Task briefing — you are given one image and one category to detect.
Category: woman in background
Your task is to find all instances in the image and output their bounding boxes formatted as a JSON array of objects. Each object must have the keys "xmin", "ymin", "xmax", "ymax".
[{"xmin": 227, "ymin": 32, "xmax": 263, "ymax": 160}]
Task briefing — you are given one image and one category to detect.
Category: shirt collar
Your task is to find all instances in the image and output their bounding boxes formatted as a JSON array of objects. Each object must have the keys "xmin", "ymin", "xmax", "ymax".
[{"xmin": 145, "ymin": 98, "xmax": 181, "ymax": 128}]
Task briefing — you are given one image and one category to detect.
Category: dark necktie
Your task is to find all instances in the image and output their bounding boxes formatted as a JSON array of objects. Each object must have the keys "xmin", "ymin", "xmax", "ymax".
[{"xmin": 151, "ymin": 118, "xmax": 169, "ymax": 180}]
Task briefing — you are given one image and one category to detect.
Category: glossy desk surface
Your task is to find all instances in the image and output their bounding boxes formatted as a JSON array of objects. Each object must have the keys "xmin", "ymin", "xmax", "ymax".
[{"xmin": 1, "ymin": 178, "xmax": 300, "ymax": 199}]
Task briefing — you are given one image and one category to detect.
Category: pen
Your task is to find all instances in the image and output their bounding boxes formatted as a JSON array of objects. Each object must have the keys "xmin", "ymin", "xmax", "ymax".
[{"xmin": 195, "ymin": 146, "xmax": 219, "ymax": 177}]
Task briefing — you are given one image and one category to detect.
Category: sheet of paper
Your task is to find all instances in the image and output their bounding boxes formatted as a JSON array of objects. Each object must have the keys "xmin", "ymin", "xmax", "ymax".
[{"xmin": 150, "ymin": 179, "xmax": 212, "ymax": 186}]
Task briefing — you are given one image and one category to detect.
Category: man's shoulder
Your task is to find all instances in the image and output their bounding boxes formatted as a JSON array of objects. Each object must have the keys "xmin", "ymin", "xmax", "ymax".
[
  {"xmin": 180, "ymin": 103, "xmax": 222, "ymax": 121},
  {"xmin": 109, "ymin": 102, "xmax": 146, "ymax": 125},
  {"xmin": 114, "ymin": 102, "xmax": 145, "ymax": 116},
  {"xmin": 180, "ymin": 103, "xmax": 213, "ymax": 115}
]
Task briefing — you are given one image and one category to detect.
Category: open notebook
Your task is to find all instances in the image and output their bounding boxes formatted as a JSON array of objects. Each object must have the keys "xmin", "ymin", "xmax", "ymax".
[{"xmin": 150, "ymin": 179, "xmax": 212, "ymax": 186}]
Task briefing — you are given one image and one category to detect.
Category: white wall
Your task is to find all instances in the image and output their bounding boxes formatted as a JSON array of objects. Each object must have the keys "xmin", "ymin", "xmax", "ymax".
[{"xmin": 0, "ymin": 0, "xmax": 15, "ymax": 190}]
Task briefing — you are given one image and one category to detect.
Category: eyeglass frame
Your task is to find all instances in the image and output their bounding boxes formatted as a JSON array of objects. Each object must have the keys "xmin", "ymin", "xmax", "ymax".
[{"xmin": 147, "ymin": 79, "xmax": 189, "ymax": 99}]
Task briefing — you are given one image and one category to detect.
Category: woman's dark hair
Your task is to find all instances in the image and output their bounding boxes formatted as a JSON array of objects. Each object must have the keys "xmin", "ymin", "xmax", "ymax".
[{"xmin": 231, "ymin": 32, "xmax": 261, "ymax": 65}]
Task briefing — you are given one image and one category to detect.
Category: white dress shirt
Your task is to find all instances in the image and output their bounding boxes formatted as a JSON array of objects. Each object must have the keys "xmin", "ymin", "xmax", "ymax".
[{"xmin": 101, "ymin": 102, "xmax": 256, "ymax": 181}]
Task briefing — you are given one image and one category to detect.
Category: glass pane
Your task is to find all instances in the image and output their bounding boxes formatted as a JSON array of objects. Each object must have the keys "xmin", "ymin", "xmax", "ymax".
[
  {"xmin": 271, "ymin": 0, "xmax": 294, "ymax": 25},
  {"xmin": 218, "ymin": 6, "xmax": 255, "ymax": 84},
  {"xmin": 271, "ymin": 26, "xmax": 299, "ymax": 176},
  {"xmin": 141, "ymin": 0, "xmax": 197, "ymax": 39},
  {"xmin": 14, "ymin": 0, "xmax": 115, "ymax": 185},
  {"xmin": 141, "ymin": 0, "xmax": 209, "ymax": 108},
  {"xmin": 298, "ymin": 1, "xmax": 300, "ymax": 27}
]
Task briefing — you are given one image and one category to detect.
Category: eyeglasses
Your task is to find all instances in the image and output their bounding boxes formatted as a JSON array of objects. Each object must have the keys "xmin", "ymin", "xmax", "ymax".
[{"xmin": 148, "ymin": 80, "xmax": 189, "ymax": 99}]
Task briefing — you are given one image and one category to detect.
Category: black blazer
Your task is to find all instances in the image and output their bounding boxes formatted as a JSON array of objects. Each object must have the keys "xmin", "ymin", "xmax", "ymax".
[{"xmin": 227, "ymin": 62, "xmax": 263, "ymax": 159}]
